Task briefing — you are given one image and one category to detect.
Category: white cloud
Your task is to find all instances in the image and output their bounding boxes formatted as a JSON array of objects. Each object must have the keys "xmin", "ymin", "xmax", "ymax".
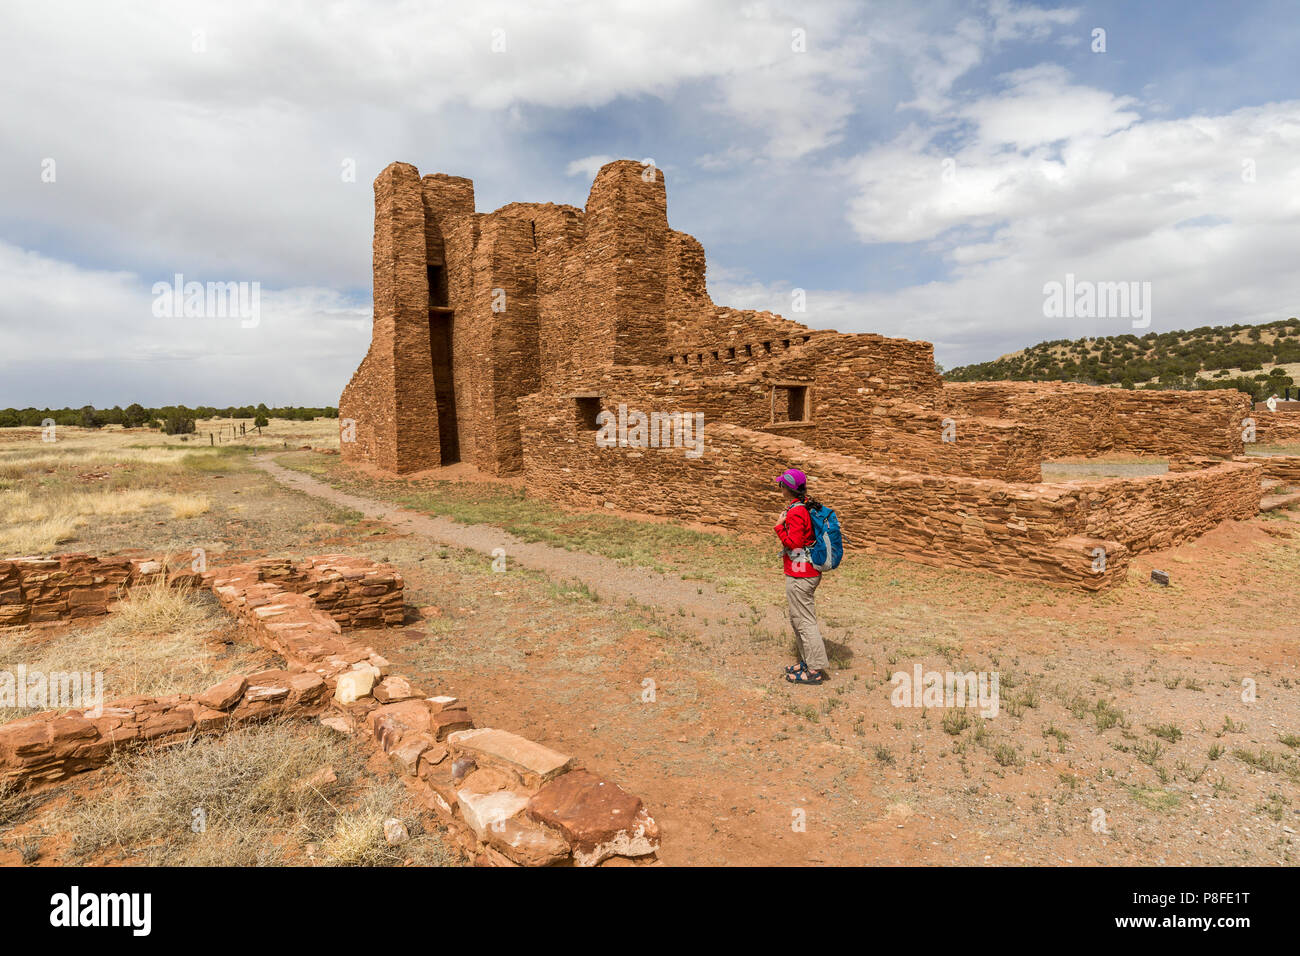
[
  {"xmin": 830, "ymin": 80, "xmax": 1300, "ymax": 365},
  {"xmin": 0, "ymin": 241, "xmax": 369, "ymax": 406},
  {"xmin": 565, "ymin": 155, "xmax": 619, "ymax": 178},
  {"xmin": 1, "ymin": 0, "xmax": 1290, "ymax": 403},
  {"xmin": 988, "ymin": 0, "xmax": 1080, "ymax": 43}
]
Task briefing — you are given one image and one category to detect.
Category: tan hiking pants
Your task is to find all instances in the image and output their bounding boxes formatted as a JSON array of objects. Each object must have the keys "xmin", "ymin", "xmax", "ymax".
[{"xmin": 785, "ymin": 574, "xmax": 829, "ymax": 672}]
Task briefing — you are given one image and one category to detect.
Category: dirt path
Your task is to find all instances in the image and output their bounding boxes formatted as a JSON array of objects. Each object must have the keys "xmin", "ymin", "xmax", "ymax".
[
  {"xmin": 251, "ymin": 455, "xmax": 1300, "ymax": 867},
  {"xmin": 254, "ymin": 454, "xmax": 788, "ymax": 638},
  {"xmin": 253, "ymin": 454, "xmax": 958, "ymax": 865}
]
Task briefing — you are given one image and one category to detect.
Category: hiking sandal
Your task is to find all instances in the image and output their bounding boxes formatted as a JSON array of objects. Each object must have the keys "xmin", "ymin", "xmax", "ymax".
[
  {"xmin": 786, "ymin": 668, "xmax": 826, "ymax": 685},
  {"xmin": 785, "ymin": 660, "xmax": 808, "ymax": 675}
]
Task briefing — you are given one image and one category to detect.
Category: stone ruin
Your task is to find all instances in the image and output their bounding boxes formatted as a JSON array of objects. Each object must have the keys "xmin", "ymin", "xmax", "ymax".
[
  {"xmin": 341, "ymin": 159, "xmax": 1298, "ymax": 590},
  {"xmin": 0, "ymin": 553, "xmax": 659, "ymax": 867}
]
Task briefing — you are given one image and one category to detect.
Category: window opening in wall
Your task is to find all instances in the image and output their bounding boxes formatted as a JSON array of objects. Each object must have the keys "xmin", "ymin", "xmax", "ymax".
[
  {"xmin": 576, "ymin": 396, "xmax": 602, "ymax": 431},
  {"xmin": 427, "ymin": 265, "xmax": 449, "ymax": 308},
  {"xmin": 771, "ymin": 385, "xmax": 810, "ymax": 423}
]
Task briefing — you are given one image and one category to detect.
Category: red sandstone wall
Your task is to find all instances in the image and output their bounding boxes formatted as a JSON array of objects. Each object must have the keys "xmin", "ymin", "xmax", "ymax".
[
  {"xmin": 583, "ymin": 162, "xmax": 670, "ymax": 367},
  {"xmin": 1252, "ymin": 410, "xmax": 1300, "ymax": 445},
  {"xmin": 941, "ymin": 382, "xmax": 1249, "ymax": 459},
  {"xmin": 520, "ymin": 392, "xmax": 1264, "ymax": 589},
  {"xmin": 1063, "ymin": 461, "xmax": 1262, "ymax": 552},
  {"xmin": 547, "ymin": 356, "xmax": 1040, "ymax": 482},
  {"xmin": 340, "ymin": 162, "xmax": 442, "ymax": 473},
  {"xmin": 440, "ymin": 209, "xmax": 543, "ymax": 474},
  {"xmin": 0, "ymin": 554, "xmax": 167, "ymax": 626},
  {"xmin": 867, "ymin": 401, "xmax": 1043, "ymax": 481},
  {"xmin": 1234, "ymin": 453, "xmax": 1300, "ymax": 484},
  {"xmin": 519, "ymin": 393, "xmax": 1126, "ymax": 591}
]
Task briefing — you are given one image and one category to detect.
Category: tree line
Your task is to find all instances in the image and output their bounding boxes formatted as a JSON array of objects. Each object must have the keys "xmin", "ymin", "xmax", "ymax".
[{"xmin": 0, "ymin": 404, "xmax": 339, "ymax": 435}]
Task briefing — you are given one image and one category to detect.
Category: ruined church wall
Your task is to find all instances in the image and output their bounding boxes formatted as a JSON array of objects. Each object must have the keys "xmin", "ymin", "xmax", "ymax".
[
  {"xmin": 1253, "ymin": 409, "xmax": 1300, "ymax": 445},
  {"xmin": 443, "ymin": 211, "xmax": 545, "ymax": 475},
  {"xmin": 575, "ymin": 336, "xmax": 1038, "ymax": 480},
  {"xmin": 866, "ymin": 401, "xmax": 1044, "ymax": 481},
  {"xmin": 941, "ymin": 381, "xmax": 1249, "ymax": 459},
  {"xmin": 340, "ymin": 162, "xmax": 441, "ymax": 472},
  {"xmin": 1067, "ymin": 461, "xmax": 1262, "ymax": 553},
  {"xmin": 578, "ymin": 162, "xmax": 670, "ymax": 369},
  {"xmin": 518, "ymin": 392, "xmax": 1128, "ymax": 591},
  {"xmin": 520, "ymin": 391, "xmax": 1264, "ymax": 587}
]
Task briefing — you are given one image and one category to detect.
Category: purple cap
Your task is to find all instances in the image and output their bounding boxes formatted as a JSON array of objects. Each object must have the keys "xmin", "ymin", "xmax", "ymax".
[{"xmin": 776, "ymin": 467, "xmax": 807, "ymax": 493}]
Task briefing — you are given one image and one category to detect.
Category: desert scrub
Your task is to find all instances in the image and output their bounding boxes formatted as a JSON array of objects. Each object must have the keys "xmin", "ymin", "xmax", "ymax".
[
  {"xmin": 0, "ymin": 486, "xmax": 210, "ymax": 553},
  {"xmin": 62, "ymin": 721, "xmax": 456, "ymax": 866},
  {"xmin": 0, "ymin": 579, "xmax": 273, "ymax": 723}
]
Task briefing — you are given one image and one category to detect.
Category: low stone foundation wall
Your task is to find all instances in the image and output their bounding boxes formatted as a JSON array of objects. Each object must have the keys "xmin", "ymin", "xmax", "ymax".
[
  {"xmin": 207, "ymin": 557, "xmax": 658, "ymax": 865},
  {"xmin": 0, "ymin": 553, "xmax": 169, "ymax": 627},
  {"xmin": 522, "ymin": 393, "xmax": 1267, "ymax": 590},
  {"xmin": 0, "ymin": 670, "xmax": 332, "ymax": 790},
  {"xmin": 1234, "ymin": 454, "xmax": 1300, "ymax": 485},
  {"xmin": 1253, "ymin": 411, "xmax": 1300, "ymax": 445},
  {"xmin": 0, "ymin": 553, "xmax": 660, "ymax": 866},
  {"xmin": 1066, "ymin": 460, "xmax": 1262, "ymax": 553}
]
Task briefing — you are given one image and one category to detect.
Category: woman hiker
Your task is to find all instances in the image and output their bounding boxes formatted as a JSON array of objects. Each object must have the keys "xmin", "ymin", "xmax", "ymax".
[{"xmin": 774, "ymin": 467, "xmax": 830, "ymax": 685}]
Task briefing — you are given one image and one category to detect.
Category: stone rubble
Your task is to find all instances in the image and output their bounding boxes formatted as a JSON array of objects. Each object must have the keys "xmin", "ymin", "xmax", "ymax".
[{"xmin": 0, "ymin": 551, "xmax": 660, "ymax": 866}]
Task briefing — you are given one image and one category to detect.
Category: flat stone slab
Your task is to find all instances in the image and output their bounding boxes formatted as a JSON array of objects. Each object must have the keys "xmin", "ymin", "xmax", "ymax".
[
  {"xmin": 456, "ymin": 788, "xmax": 532, "ymax": 840},
  {"xmin": 486, "ymin": 815, "xmax": 572, "ymax": 866},
  {"xmin": 368, "ymin": 700, "xmax": 432, "ymax": 751},
  {"xmin": 197, "ymin": 675, "xmax": 246, "ymax": 711},
  {"xmin": 526, "ymin": 769, "xmax": 659, "ymax": 866},
  {"xmin": 447, "ymin": 728, "xmax": 573, "ymax": 787},
  {"xmin": 1260, "ymin": 490, "xmax": 1300, "ymax": 512}
]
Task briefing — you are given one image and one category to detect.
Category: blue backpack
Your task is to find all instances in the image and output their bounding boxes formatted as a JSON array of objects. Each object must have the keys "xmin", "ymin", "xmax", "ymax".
[{"xmin": 805, "ymin": 502, "xmax": 844, "ymax": 572}]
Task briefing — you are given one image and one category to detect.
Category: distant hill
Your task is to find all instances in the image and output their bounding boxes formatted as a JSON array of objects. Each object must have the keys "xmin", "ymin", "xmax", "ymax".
[{"xmin": 945, "ymin": 318, "xmax": 1300, "ymax": 400}]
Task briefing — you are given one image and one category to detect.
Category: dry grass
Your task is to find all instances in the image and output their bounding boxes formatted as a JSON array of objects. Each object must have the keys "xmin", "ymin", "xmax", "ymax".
[
  {"xmin": 166, "ymin": 493, "xmax": 211, "ymax": 519},
  {"xmin": 97, "ymin": 572, "xmax": 211, "ymax": 639},
  {"xmin": 0, "ymin": 580, "xmax": 272, "ymax": 723},
  {"xmin": 0, "ymin": 417, "xmax": 340, "ymax": 463},
  {"xmin": 0, "ymin": 445, "xmax": 221, "ymax": 479},
  {"xmin": 55, "ymin": 721, "xmax": 455, "ymax": 866},
  {"xmin": 0, "ymin": 487, "xmax": 210, "ymax": 554}
]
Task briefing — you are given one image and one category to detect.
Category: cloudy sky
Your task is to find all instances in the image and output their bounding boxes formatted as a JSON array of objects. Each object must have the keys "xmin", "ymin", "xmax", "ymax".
[{"xmin": 2, "ymin": 0, "xmax": 1298, "ymax": 407}]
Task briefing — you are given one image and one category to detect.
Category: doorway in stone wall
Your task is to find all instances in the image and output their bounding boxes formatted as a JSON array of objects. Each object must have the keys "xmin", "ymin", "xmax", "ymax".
[
  {"xmin": 428, "ymin": 311, "xmax": 459, "ymax": 464},
  {"xmin": 427, "ymin": 264, "xmax": 460, "ymax": 465}
]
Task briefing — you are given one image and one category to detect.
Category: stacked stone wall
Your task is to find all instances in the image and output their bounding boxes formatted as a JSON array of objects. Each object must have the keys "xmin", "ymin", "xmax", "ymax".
[
  {"xmin": 0, "ymin": 553, "xmax": 660, "ymax": 866},
  {"xmin": 942, "ymin": 381, "xmax": 1249, "ymax": 459}
]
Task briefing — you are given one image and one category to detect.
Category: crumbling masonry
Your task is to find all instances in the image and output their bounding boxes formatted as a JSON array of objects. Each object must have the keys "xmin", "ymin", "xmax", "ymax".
[{"xmin": 342, "ymin": 160, "xmax": 1286, "ymax": 590}]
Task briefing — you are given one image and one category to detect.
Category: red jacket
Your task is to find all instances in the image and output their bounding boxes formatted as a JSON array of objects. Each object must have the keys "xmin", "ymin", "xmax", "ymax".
[{"xmin": 775, "ymin": 502, "xmax": 820, "ymax": 578}]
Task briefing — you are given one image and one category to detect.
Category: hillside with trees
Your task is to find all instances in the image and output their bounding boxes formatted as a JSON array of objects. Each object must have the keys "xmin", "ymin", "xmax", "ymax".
[{"xmin": 945, "ymin": 318, "xmax": 1300, "ymax": 400}]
